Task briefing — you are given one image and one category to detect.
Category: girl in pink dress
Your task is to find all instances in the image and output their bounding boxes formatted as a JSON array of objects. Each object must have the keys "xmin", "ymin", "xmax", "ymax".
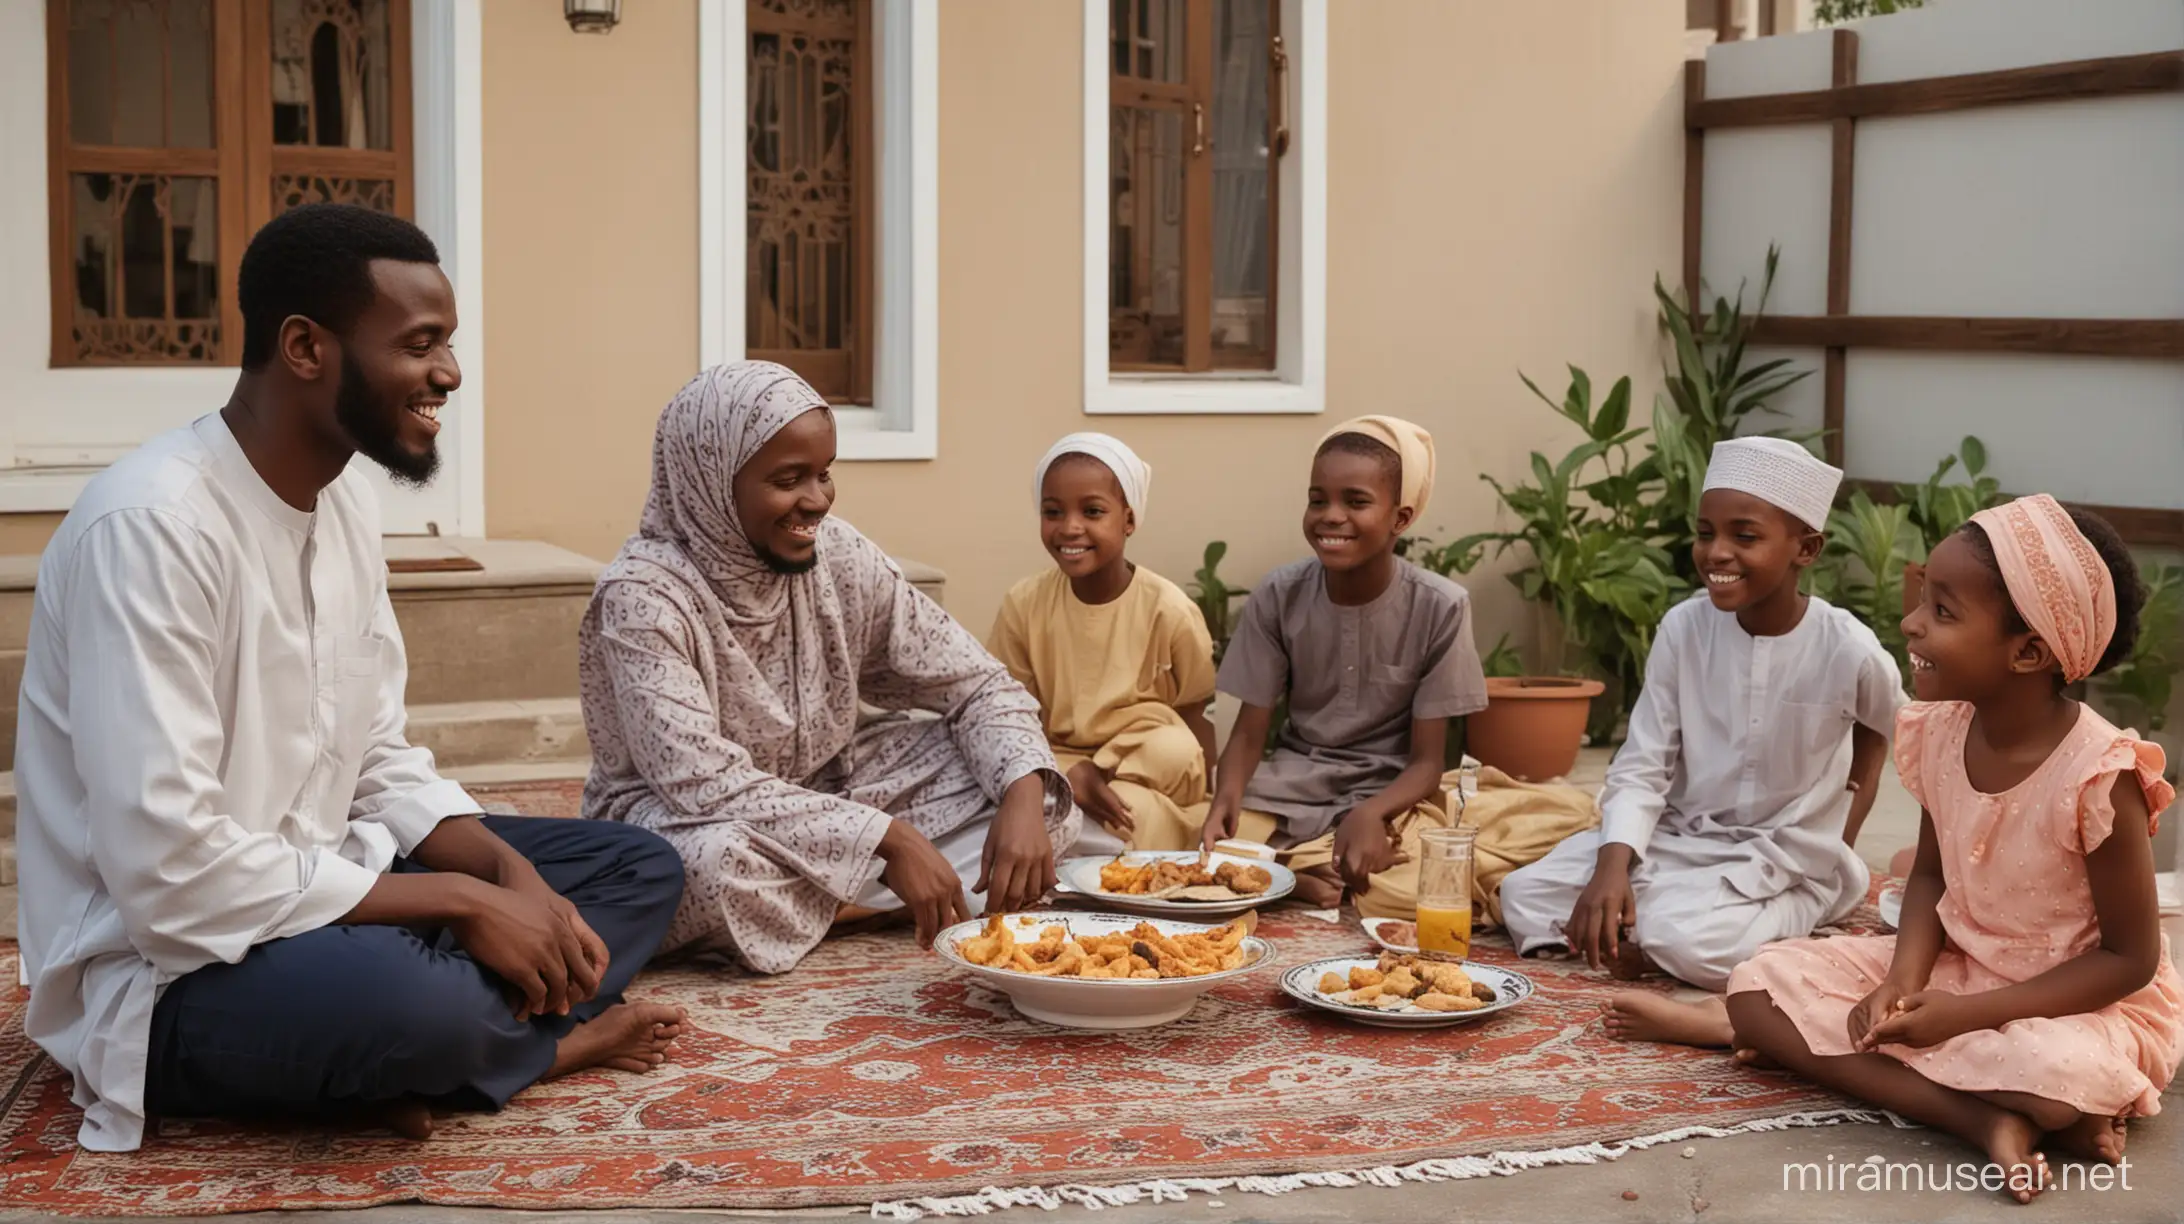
[{"xmin": 1728, "ymin": 495, "xmax": 2180, "ymax": 1203}]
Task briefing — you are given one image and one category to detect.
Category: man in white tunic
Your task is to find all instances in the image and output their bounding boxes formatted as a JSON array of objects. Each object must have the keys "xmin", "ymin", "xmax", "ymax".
[
  {"xmin": 14, "ymin": 205, "xmax": 687, "ymax": 1152},
  {"xmin": 1499, "ymin": 438, "xmax": 1906, "ymax": 1028}
]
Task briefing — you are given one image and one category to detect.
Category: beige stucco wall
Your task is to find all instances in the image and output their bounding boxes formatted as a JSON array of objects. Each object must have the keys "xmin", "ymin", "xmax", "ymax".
[
  {"xmin": 478, "ymin": 0, "xmax": 701, "ymax": 562},
  {"xmin": 824, "ymin": 0, "xmax": 1688, "ymax": 663},
  {"xmin": 0, "ymin": 0, "xmax": 1690, "ymax": 679}
]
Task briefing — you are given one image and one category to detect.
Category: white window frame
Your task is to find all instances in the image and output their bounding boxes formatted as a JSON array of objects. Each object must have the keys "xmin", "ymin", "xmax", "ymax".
[
  {"xmin": 1083, "ymin": 0, "xmax": 1324, "ymax": 417},
  {"xmin": 699, "ymin": 0, "xmax": 938, "ymax": 461},
  {"xmin": 0, "ymin": 0, "xmax": 488, "ymax": 535}
]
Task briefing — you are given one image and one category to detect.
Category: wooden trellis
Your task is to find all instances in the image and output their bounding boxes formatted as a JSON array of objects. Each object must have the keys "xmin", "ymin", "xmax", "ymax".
[{"xmin": 1683, "ymin": 35, "xmax": 2184, "ymax": 548}]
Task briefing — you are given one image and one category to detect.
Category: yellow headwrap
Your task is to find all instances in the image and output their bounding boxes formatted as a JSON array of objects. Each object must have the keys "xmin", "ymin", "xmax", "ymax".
[{"xmin": 1315, "ymin": 415, "xmax": 1436, "ymax": 524}]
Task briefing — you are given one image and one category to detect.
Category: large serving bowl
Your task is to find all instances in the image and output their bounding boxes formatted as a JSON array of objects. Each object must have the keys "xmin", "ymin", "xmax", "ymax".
[
  {"xmin": 1052, "ymin": 851, "xmax": 1296, "ymax": 918},
  {"xmin": 936, "ymin": 910, "xmax": 1274, "ymax": 1030}
]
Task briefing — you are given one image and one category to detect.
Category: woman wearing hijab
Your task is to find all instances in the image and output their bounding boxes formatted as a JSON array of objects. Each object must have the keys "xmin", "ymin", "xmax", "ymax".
[
  {"xmin": 986, "ymin": 433, "xmax": 1219, "ymax": 855},
  {"xmin": 577, "ymin": 363, "xmax": 1075, "ymax": 971},
  {"xmin": 1197, "ymin": 416, "xmax": 1490, "ymax": 913}
]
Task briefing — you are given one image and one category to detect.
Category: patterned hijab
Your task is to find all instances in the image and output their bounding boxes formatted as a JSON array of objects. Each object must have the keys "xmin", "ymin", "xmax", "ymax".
[
  {"xmin": 631, "ymin": 361, "xmax": 832, "ymax": 625},
  {"xmin": 1969, "ymin": 493, "xmax": 2117, "ymax": 684}
]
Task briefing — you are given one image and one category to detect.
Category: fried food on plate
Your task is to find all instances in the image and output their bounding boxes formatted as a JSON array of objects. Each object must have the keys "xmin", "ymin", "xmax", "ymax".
[
  {"xmin": 1096, "ymin": 854, "xmax": 1274, "ymax": 901},
  {"xmin": 952, "ymin": 913, "xmax": 1259, "ymax": 980},
  {"xmin": 1321, "ymin": 951, "xmax": 1499, "ymax": 1015}
]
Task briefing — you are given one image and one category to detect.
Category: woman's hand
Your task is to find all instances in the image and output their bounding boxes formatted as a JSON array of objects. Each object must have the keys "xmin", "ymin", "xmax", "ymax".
[
  {"xmin": 976, "ymin": 776, "xmax": 1058, "ymax": 916},
  {"xmin": 877, "ymin": 821, "xmax": 972, "ymax": 949}
]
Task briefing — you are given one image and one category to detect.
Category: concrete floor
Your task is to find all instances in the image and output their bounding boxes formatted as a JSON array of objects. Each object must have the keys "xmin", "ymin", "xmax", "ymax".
[{"xmin": 5, "ymin": 752, "xmax": 2180, "ymax": 1222}]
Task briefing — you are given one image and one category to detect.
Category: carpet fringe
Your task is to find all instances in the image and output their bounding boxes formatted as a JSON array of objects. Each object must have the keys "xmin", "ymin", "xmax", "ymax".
[{"xmin": 869, "ymin": 1108, "xmax": 1911, "ymax": 1220}]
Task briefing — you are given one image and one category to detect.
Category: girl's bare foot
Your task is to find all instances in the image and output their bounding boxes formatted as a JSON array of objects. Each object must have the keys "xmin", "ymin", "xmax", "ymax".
[
  {"xmin": 1603, "ymin": 993, "xmax": 1733, "ymax": 1047},
  {"xmin": 1975, "ymin": 1109, "xmax": 2051, "ymax": 1204},
  {"xmin": 1733, "ymin": 1047, "xmax": 1783, "ymax": 1071},
  {"xmin": 2051, "ymin": 1112, "xmax": 2127, "ymax": 1166},
  {"xmin": 547, "ymin": 1002, "xmax": 686, "ymax": 1078}
]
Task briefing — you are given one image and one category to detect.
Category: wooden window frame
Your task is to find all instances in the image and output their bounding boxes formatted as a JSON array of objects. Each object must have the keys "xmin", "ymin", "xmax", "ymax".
[
  {"xmin": 45, "ymin": 0, "xmax": 414, "ymax": 369},
  {"xmin": 1107, "ymin": 0, "xmax": 1281, "ymax": 376},
  {"xmin": 744, "ymin": 0, "xmax": 875, "ymax": 407}
]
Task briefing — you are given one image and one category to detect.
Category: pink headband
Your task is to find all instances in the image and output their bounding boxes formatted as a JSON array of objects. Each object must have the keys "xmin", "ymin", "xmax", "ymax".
[{"xmin": 1968, "ymin": 494, "xmax": 2116, "ymax": 684}]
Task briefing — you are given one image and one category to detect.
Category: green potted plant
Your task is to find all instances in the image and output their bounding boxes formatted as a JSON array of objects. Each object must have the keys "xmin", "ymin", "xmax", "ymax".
[
  {"xmin": 1897, "ymin": 435, "xmax": 2004, "ymax": 613},
  {"xmin": 1408, "ymin": 370, "xmax": 1667, "ymax": 778}
]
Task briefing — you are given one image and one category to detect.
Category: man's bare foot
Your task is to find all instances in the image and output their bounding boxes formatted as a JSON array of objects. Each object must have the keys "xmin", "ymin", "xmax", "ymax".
[
  {"xmin": 2051, "ymin": 1113, "xmax": 2127, "ymax": 1166},
  {"xmin": 546, "ymin": 1002, "xmax": 686, "ymax": 1078},
  {"xmin": 1975, "ymin": 1109, "xmax": 2051, "ymax": 1204},
  {"xmin": 1292, "ymin": 868, "xmax": 1343, "ymax": 908},
  {"xmin": 1603, "ymin": 993, "xmax": 1733, "ymax": 1047},
  {"xmin": 1608, "ymin": 938, "xmax": 1655, "ymax": 981},
  {"xmin": 369, "ymin": 1097, "xmax": 434, "ymax": 1140},
  {"xmin": 1733, "ymin": 1047, "xmax": 1783, "ymax": 1071}
]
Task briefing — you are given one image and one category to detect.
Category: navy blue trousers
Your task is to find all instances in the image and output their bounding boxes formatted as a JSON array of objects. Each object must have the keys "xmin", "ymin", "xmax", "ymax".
[{"xmin": 145, "ymin": 816, "xmax": 683, "ymax": 1121}]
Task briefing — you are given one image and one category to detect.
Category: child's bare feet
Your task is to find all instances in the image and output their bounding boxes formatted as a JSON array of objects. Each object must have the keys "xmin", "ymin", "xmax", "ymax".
[
  {"xmin": 1603, "ymin": 993, "xmax": 1733, "ymax": 1047},
  {"xmin": 1292, "ymin": 866, "xmax": 1343, "ymax": 908},
  {"xmin": 547, "ymin": 1002, "xmax": 686, "ymax": 1078},
  {"xmin": 1608, "ymin": 939, "xmax": 1655, "ymax": 981},
  {"xmin": 1975, "ymin": 1110, "xmax": 2051, "ymax": 1204},
  {"xmin": 2051, "ymin": 1113, "xmax": 2127, "ymax": 1166}
]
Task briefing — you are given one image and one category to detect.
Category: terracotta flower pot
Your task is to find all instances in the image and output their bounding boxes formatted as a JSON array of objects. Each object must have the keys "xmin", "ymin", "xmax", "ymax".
[{"xmin": 1465, "ymin": 676, "xmax": 1608, "ymax": 783}]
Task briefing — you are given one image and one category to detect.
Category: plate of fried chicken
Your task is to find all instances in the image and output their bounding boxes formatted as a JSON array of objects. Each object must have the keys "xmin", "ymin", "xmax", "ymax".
[{"xmin": 1053, "ymin": 850, "xmax": 1296, "ymax": 917}]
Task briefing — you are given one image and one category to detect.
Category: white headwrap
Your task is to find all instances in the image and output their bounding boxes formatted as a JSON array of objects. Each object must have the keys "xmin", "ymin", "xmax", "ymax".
[
  {"xmin": 1033, "ymin": 432, "xmax": 1152, "ymax": 523},
  {"xmin": 1702, "ymin": 437, "xmax": 1843, "ymax": 532}
]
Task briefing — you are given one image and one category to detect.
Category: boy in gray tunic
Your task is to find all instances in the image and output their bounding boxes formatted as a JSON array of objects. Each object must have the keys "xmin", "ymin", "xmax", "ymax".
[{"xmin": 1198, "ymin": 417, "xmax": 1487, "ymax": 913}]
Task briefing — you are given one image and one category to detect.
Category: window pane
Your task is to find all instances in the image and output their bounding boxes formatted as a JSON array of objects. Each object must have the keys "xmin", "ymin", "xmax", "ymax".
[
  {"xmin": 1210, "ymin": 0, "xmax": 1273, "ymax": 366},
  {"xmin": 1109, "ymin": 106, "xmax": 1185, "ymax": 368},
  {"xmin": 747, "ymin": 0, "xmax": 863, "ymax": 402},
  {"xmin": 68, "ymin": 172, "xmax": 221, "ymax": 363},
  {"xmin": 273, "ymin": 175, "xmax": 397, "ymax": 215},
  {"xmin": 67, "ymin": 0, "xmax": 215, "ymax": 149},
  {"xmin": 1112, "ymin": 0, "xmax": 1186, "ymax": 84},
  {"xmin": 272, "ymin": 0, "xmax": 394, "ymax": 150}
]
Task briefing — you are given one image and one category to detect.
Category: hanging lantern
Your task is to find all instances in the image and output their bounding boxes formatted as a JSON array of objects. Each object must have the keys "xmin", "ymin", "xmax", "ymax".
[{"xmin": 564, "ymin": 0, "xmax": 622, "ymax": 34}]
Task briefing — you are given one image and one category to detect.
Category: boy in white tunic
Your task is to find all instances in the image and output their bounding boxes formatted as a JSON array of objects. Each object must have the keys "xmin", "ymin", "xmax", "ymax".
[
  {"xmin": 14, "ymin": 206, "xmax": 687, "ymax": 1151},
  {"xmin": 1499, "ymin": 438, "xmax": 1905, "ymax": 1035}
]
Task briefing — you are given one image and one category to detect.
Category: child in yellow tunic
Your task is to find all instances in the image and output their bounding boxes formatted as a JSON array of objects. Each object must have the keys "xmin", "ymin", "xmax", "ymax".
[{"xmin": 987, "ymin": 433, "xmax": 1219, "ymax": 854}]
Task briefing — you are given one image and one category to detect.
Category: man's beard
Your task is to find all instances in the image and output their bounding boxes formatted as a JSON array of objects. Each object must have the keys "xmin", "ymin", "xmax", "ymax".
[
  {"xmin": 335, "ymin": 353, "xmax": 440, "ymax": 487},
  {"xmin": 753, "ymin": 541, "xmax": 820, "ymax": 575}
]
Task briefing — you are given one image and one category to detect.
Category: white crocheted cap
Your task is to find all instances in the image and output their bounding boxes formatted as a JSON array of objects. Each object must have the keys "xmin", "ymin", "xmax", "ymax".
[{"xmin": 1701, "ymin": 437, "xmax": 1842, "ymax": 532}]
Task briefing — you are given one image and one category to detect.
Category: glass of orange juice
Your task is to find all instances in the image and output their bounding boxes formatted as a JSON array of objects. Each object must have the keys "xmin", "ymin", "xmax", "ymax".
[{"xmin": 1415, "ymin": 826, "xmax": 1477, "ymax": 960}]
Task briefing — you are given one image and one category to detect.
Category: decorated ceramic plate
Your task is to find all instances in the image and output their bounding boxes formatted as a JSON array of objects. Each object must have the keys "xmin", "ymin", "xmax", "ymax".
[
  {"xmin": 1053, "ymin": 851, "xmax": 1296, "ymax": 918},
  {"xmin": 937, "ymin": 910, "xmax": 1274, "ymax": 1030},
  {"xmin": 1360, "ymin": 915, "xmax": 1421, "ymax": 955},
  {"xmin": 1279, "ymin": 956, "xmax": 1534, "ymax": 1029}
]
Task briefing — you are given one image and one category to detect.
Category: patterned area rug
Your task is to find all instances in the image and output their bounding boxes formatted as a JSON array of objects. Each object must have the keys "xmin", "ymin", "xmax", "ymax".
[{"xmin": 0, "ymin": 863, "xmax": 1894, "ymax": 1219}]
